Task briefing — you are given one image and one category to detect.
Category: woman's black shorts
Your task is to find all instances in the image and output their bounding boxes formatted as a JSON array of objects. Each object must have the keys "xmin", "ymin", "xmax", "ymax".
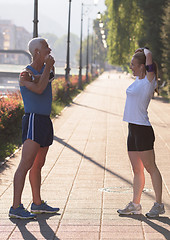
[
  {"xmin": 22, "ymin": 113, "xmax": 53, "ymax": 147},
  {"xmin": 127, "ymin": 123, "xmax": 155, "ymax": 152}
]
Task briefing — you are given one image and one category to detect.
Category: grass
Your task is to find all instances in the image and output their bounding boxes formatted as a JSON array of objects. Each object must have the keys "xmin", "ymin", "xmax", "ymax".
[{"xmin": 50, "ymin": 86, "xmax": 84, "ymax": 118}]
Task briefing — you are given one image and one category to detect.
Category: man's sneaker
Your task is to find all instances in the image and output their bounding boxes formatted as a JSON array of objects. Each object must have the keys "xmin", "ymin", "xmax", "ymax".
[
  {"xmin": 9, "ymin": 204, "xmax": 36, "ymax": 219},
  {"xmin": 146, "ymin": 202, "xmax": 165, "ymax": 218},
  {"xmin": 31, "ymin": 201, "xmax": 60, "ymax": 214},
  {"xmin": 117, "ymin": 201, "xmax": 142, "ymax": 215}
]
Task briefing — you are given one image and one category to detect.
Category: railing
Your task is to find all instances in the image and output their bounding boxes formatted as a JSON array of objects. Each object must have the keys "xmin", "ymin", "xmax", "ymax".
[{"xmin": 0, "ymin": 64, "xmax": 85, "ymax": 78}]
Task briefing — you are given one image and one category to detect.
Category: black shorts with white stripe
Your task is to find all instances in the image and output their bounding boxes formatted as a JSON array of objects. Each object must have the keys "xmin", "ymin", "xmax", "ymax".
[{"xmin": 22, "ymin": 113, "xmax": 53, "ymax": 147}]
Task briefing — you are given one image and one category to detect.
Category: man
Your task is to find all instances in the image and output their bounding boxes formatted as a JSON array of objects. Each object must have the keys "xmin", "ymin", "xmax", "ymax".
[{"xmin": 9, "ymin": 37, "xmax": 59, "ymax": 219}]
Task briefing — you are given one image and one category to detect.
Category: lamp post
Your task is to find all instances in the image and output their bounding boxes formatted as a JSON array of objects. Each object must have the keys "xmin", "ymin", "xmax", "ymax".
[
  {"xmin": 78, "ymin": 3, "xmax": 83, "ymax": 90},
  {"xmin": 33, "ymin": 0, "xmax": 38, "ymax": 38},
  {"xmin": 65, "ymin": 0, "xmax": 72, "ymax": 99},
  {"xmin": 86, "ymin": 18, "xmax": 90, "ymax": 83},
  {"xmin": 78, "ymin": 0, "xmax": 98, "ymax": 89},
  {"xmin": 91, "ymin": 33, "xmax": 94, "ymax": 76}
]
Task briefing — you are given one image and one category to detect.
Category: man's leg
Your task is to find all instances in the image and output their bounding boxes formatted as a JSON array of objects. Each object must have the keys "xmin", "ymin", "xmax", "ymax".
[
  {"xmin": 29, "ymin": 146, "xmax": 49, "ymax": 205},
  {"xmin": 12, "ymin": 139, "xmax": 40, "ymax": 209}
]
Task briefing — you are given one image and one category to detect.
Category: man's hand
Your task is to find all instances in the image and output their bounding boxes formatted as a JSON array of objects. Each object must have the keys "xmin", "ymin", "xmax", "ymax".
[
  {"xmin": 20, "ymin": 71, "xmax": 41, "ymax": 85},
  {"xmin": 45, "ymin": 55, "xmax": 55, "ymax": 68}
]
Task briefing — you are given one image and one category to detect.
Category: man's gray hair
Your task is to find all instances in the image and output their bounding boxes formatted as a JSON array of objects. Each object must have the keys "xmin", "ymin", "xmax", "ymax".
[{"xmin": 28, "ymin": 37, "xmax": 46, "ymax": 56}]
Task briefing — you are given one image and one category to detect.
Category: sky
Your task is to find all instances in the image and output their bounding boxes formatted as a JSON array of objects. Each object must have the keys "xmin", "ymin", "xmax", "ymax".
[{"xmin": 0, "ymin": 0, "xmax": 106, "ymax": 38}]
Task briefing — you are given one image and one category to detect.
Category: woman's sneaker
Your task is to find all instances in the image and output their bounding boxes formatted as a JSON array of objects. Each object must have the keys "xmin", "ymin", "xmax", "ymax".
[
  {"xmin": 117, "ymin": 201, "xmax": 142, "ymax": 215},
  {"xmin": 146, "ymin": 202, "xmax": 165, "ymax": 218},
  {"xmin": 9, "ymin": 204, "xmax": 36, "ymax": 219},
  {"xmin": 31, "ymin": 200, "xmax": 60, "ymax": 214}
]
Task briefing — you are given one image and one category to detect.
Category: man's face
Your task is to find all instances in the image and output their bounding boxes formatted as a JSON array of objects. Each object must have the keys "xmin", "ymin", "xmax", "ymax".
[{"xmin": 39, "ymin": 40, "xmax": 51, "ymax": 58}]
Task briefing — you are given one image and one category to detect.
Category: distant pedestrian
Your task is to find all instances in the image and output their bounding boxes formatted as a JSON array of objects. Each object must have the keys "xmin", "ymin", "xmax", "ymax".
[
  {"xmin": 117, "ymin": 48, "xmax": 165, "ymax": 218},
  {"xmin": 9, "ymin": 37, "xmax": 59, "ymax": 219}
]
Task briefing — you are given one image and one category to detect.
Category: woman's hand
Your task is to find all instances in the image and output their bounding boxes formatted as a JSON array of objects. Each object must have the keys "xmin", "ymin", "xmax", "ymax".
[{"xmin": 135, "ymin": 48, "xmax": 143, "ymax": 54}]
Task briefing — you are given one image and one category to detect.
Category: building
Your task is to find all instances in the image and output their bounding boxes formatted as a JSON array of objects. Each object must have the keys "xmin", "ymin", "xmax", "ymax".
[{"xmin": 0, "ymin": 19, "xmax": 31, "ymax": 64}]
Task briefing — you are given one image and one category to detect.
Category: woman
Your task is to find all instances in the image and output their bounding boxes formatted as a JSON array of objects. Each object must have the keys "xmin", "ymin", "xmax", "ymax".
[
  {"xmin": 117, "ymin": 48, "xmax": 165, "ymax": 218},
  {"xmin": 9, "ymin": 37, "xmax": 59, "ymax": 219}
]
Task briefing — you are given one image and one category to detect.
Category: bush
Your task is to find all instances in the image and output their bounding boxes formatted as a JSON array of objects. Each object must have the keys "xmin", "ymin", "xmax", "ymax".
[{"xmin": 0, "ymin": 91, "xmax": 24, "ymax": 160}]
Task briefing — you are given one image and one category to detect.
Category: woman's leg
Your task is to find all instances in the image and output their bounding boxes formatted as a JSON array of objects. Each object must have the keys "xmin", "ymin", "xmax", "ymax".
[
  {"xmin": 139, "ymin": 149, "xmax": 162, "ymax": 204},
  {"xmin": 13, "ymin": 139, "xmax": 40, "ymax": 209},
  {"xmin": 29, "ymin": 146, "xmax": 49, "ymax": 205},
  {"xmin": 128, "ymin": 151, "xmax": 145, "ymax": 204}
]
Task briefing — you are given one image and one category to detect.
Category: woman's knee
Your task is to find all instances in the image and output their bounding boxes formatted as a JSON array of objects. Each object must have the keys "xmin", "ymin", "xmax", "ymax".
[{"xmin": 132, "ymin": 166, "xmax": 144, "ymax": 175}]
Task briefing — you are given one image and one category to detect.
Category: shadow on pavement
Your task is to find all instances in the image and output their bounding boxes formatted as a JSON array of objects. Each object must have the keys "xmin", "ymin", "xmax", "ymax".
[
  {"xmin": 53, "ymin": 136, "xmax": 170, "ymax": 210},
  {"xmin": 72, "ymin": 102, "xmax": 122, "ymax": 118},
  {"xmin": 119, "ymin": 214, "xmax": 170, "ymax": 240},
  {"xmin": 153, "ymin": 96, "xmax": 170, "ymax": 104},
  {"xmin": 54, "ymin": 135, "xmax": 132, "ymax": 187},
  {"xmin": 83, "ymin": 88, "xmax": 125, "ymax": 100},
  {"xmin": 0, "ymin": 161, "xmax": 12, "ymax": 173},
  {"xmin": 10, "ymin": 212, "xmax": 61, "ymax": 240}
]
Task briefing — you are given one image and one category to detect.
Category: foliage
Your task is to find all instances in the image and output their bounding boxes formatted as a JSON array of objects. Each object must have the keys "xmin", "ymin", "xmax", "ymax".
[
  {"xmin": 41, "ymin": 33, "xmax": 80, "ymax": 67},
  {"xmin": 0, "ymin": 92, "xmax": 24, "ymax": 160},
  {"xmin": 105, "ymin": 0, "xmax": 143, "ymax": 68},
  {"xmin": 137, "ymin": 0, "xmax": 168, "ymax": 78},
  {"xmin": 104, "ymin": 0, "xmax": 169, "ymax": 78},
  {"xmin": 161, "ymin": 1, "xmax": 170, "ymax": 84}
]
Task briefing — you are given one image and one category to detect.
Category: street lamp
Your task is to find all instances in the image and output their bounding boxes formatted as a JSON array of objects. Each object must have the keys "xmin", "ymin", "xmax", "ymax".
[
  {"xmin": 78, "ymin": 0, "xmax": 99, "ymax": 90},
  {"xmin": 65, "ymin": 0, "xmax": 72, "ymax": 99},
  {"xmin": 101, "ymin": 29, "xmax": 104, "ymax": 35},
  {"xmin": 94, "ymin": 0, "xmax": 99, "ymax": 4},
  {"xmin": 91, "ymin": 33, "xmax": 94, "ymax": 76},
  {"xmin": 99, "ymin": 22, "xmax": 104, "ymax": 28},
  {"xmin": 86, "ymin": 18, "xmax": 90, "ymax": 83},
  {"xmin": 97, "ymin": 11, "xmax": 107, "ymax": 49},
  {"xmin": 33, "ymin": 0, "xmax": 38, "ymax": 37},
  {"xmin": 97, "ymin": 11, "xmax": 101, "ymax": 20},
  {"xmin": 78, "ymin": 2, "xmax": 83, "ymax": 90}
]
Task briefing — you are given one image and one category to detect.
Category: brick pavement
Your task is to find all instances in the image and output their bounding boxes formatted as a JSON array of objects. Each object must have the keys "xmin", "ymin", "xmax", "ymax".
[{"xmin": 0, "ymin": 71, "xmax": 169, "ymax": 239}]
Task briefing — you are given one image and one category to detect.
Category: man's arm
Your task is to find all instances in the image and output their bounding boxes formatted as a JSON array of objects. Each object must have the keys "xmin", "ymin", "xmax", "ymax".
[{"xmin": 20, "ymin": 55, "xmax": 55, "ymax": 94}]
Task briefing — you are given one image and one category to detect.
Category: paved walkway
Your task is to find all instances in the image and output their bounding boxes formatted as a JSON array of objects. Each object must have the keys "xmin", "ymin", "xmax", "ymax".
[{"xmin": 0, "ymin": 71, "xmax": 169, "ymax": 240}]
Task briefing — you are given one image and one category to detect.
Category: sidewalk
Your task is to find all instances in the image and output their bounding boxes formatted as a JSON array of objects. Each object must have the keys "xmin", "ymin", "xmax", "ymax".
[{"xmin": 0, "ymin": 71, "xmax": 169, "ymax": 240}]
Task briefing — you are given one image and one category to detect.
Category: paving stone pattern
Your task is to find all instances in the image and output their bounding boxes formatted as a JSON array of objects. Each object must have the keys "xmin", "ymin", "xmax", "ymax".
[{"xmin": 0, "ymin": 71, "xmax": 169, "ymax": 239}]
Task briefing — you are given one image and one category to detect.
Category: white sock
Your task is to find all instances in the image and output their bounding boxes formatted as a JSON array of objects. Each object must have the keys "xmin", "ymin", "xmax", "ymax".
[{"xmin": 132, "ymin": 202, "xmax": 140, "ymax": 207}]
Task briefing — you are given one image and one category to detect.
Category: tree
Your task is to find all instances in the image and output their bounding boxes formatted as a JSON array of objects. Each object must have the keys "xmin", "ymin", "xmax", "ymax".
[
  {"xmin": 105, "ymin": 0, "xmax": 168, "ymax": 78},
  {"xmin": 161, "ymin": 1, "xmax": 170, "ymax": 82},
  {"xmin": 41, "ymin": 33, "xmax": 79, "ymax": 67},
  {"xmin": 105, "ymin": 0, "xmax": 143, "ymax": 68},
  {"xmin": 137, "ymin": 0, "xmax": 168, "ymax": 78}
]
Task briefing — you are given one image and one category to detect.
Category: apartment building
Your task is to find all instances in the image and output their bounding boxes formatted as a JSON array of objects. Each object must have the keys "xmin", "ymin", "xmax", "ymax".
[{"xmin": 0, "ymin": 20, "xmax": 31, "ymax": 64}]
